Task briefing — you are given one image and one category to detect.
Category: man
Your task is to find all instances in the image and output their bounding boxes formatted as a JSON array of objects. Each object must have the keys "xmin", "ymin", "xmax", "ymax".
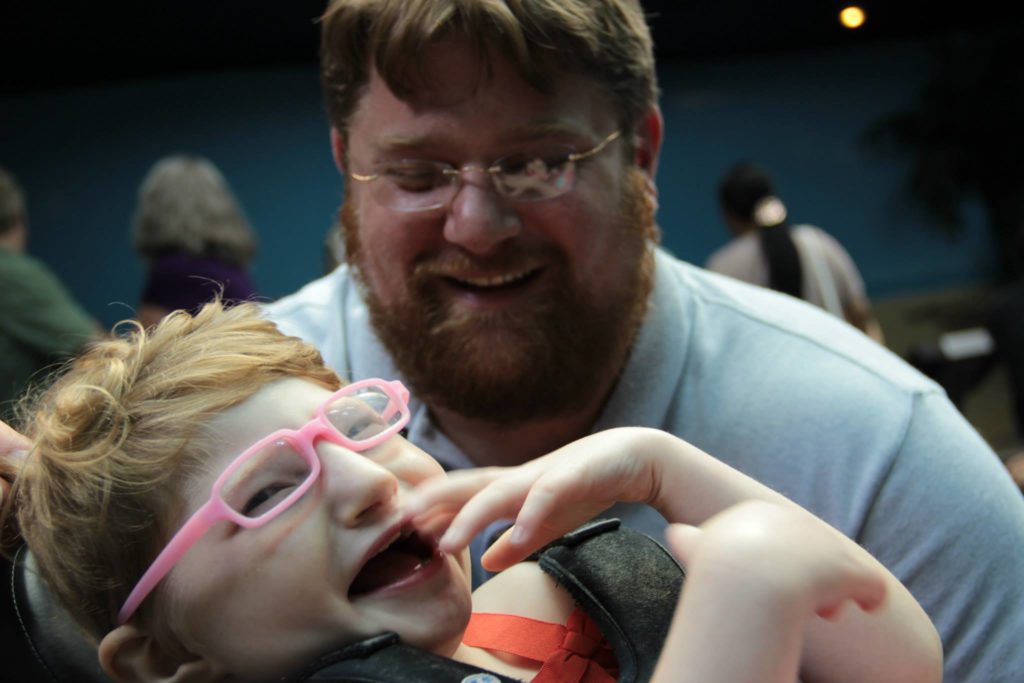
[
  {"xmin": 0, "ymin": 166, "xmax": 99, "ymax": 421},
  {"xmin": 266, "ymin": 2, "xmax": 1024, "ymax": 680},
  {"xmin": 707, "ymin": 161, "xmax": 885, "ymax": 342}
]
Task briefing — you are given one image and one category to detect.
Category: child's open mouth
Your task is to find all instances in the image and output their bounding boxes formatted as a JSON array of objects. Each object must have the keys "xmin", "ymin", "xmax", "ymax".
[{"xmin": 349, "ymin": 526, "xmax": 440, "ymax": 597}]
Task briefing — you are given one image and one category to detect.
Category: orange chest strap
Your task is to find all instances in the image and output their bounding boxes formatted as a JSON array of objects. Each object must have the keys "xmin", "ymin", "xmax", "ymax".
[{"xmin": 463, "ymin": 608, "xmax": 618, "ymax": 683}]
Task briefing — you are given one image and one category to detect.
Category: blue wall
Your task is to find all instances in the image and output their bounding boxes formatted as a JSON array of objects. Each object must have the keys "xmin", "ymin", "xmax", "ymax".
[{"xmin": 1, "ymin": 41, "xmax": 995, "ymax": 328}]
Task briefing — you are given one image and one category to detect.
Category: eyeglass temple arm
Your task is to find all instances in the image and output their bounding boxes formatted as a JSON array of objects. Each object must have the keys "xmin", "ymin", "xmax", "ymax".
[
  {"xmin": 117, "ymin": 502, "xmax": 219, "ymax": 624},
  {"xmin": 569, "ymin": 130, "xmax": 622, "ymax": 162}
]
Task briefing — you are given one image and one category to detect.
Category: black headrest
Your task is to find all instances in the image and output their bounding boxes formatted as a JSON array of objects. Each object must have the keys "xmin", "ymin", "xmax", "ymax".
[{"xmin": 4, "ymin": 544, "xmax": 113, "ymax": 682}]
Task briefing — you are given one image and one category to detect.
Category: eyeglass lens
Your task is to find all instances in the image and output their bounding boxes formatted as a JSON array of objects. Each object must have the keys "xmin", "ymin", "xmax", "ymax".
[
  {"xmin": 324, "ymin": 386, "xmax": 406, "ymax": 439},
  {"xmin": 221, "ymin": 442, "xmax": 312, "ymax": 519},
  {"xmin": 371, "ymin": 150, "xmax": 581, "ymax": 211},
  {"xmin": 220, "ymin": 386, "xmax": 407, "ymax": 520}
]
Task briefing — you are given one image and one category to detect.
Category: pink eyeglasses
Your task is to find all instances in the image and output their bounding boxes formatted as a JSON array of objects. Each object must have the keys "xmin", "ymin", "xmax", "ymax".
[{"xmin": 117, "ymin": 378, "xmax": 411, "ymax": 624}]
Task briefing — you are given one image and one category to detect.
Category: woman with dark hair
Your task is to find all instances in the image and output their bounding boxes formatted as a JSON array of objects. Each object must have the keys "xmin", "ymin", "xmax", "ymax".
[{"xmin": 707, "ymin": 162, "xmax": 883, "ymax": 342}]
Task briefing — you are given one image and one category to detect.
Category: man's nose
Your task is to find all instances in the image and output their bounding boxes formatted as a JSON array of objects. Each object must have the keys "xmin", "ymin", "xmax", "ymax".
[{"xmin": 443, "ymin": 166, "xmax": 522, "ymax": 255}]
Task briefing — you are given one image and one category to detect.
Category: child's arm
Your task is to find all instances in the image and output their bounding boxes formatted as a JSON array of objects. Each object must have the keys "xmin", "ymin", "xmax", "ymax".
[
  {"xmin": 656, "ymin": 501, "xmax": 886, "ymax": 683},
  {"xmin": 407, "ymin": 427, "xmax": 942, "ymax": 683}
]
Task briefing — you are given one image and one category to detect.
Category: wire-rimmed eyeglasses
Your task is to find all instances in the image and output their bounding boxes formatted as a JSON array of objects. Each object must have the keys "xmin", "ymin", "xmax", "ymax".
[{"xmin": 349, "ymin": 130, "xmax": 622, "ymax": 213}]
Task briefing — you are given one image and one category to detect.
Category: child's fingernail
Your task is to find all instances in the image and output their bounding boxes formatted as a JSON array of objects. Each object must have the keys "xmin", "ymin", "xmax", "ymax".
[{"xmin": 510, "ymin": 525, "xmax": 526, "ymax": 545}]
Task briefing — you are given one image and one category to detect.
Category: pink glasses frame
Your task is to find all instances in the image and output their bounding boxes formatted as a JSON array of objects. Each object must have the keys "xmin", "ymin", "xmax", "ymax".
[{"xmin": 117, "ymin": 378, "xmax": 411, "ymax": 624}]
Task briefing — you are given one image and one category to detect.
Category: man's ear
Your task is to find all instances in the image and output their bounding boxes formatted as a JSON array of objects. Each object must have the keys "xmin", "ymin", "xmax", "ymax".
[
  {"xmin": 632, "ymin": 105, "xmax": 664, "ymax": 180},
  {"xmin": 99, "ymin": 624, "xmax": 221, "ymax": 683},
  {"xmin": 330, "ymin": 126, "xmax": 347, "ymax": 175}
]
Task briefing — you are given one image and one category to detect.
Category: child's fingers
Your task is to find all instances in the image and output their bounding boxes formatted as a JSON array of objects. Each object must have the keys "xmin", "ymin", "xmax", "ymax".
[
  {"xmin": 409, "ymin": 508, "xmax": 459, "ymax": 541},
  {"xmin": 848, "ymin": 571, "xmax": 887, "ymax": 613},
  {"xmin": 436, "ymin": 471, "xmax": 540, "ymax": 551},
  {"xmin": 0, "ymin": 420, "xmax": 31, "ymax": 455},
  {"xmin": 481, "ymin": 525, "xmax": 533, "ymax": 571},
  {"xmin": 814, "ymin": 566, "xmax": 887, "ymax": 620},
  {"xmin": 663, "ymin": 523, "xmax": 703, "ymax": 565},
  {"xmin": 405, "ymin": 468, "xmax": 507, "ymax": 518}
]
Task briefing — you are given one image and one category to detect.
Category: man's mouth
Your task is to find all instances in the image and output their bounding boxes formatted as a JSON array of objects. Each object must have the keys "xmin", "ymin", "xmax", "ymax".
[
  {"xmin": 417, "ymin": 257, "xmax": 546, "ymax": 295},
  {"xmin": 442, "ymin": 266, "xmax": 542, "ymax": 293},
  {"xmin": 349, "ymin": 526, "xmax": 440, "ymax": 598}
]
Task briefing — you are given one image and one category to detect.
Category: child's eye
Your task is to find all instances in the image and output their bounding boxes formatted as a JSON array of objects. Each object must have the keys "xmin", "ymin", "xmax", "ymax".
[{"xmin": 241, "ymin": 483, "xmax": 296, "ymax": 518}]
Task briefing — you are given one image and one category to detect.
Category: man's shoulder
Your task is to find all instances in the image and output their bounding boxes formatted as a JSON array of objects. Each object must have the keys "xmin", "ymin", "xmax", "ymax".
[
  {"xmin": 653, "ymin": 249, "xmax": 934, "ymax": 396},
  {"xmin": 266, "ymin": 266, "xmax": 351, "ymax": 316},
  {"xmin": 264, "ymin": 265, "xmax": 354, "ymax": 337}
]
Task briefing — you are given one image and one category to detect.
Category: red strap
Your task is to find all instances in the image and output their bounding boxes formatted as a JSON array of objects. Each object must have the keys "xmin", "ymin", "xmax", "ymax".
[{"xmin": 463, "ymin": 609, "xmax": 618, "ymax": 683}]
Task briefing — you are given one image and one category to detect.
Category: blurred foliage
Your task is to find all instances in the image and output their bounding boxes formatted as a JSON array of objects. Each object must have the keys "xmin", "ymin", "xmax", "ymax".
[{"xmin": 863, "ymin": 24, "xmax": 1024, "ymax": 282}]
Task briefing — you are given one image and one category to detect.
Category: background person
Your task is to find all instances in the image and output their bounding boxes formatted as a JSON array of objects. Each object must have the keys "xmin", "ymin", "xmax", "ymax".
[
  {"xmin": 132, "ymin": 155, "xmax": 259, "ymax": 327},
  {"xmin": 263, "ymin": 2, "xmax": 1024, "ymax": 680},
  {"xmin": 706, "ymin": 161, "xmax": 884, "ymax": 341},
  {"xmin": 1, "ymin": 302, "xmax": 939, "ymax": 683},
  {"xmin": 0, "ymin": 165, "xmax": 100, "ymax": 422}
]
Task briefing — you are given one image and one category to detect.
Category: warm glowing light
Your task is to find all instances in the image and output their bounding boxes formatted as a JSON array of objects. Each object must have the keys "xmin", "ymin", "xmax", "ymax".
[{"xmin": 839, "ymin": 6, "xmax": 866, "ymax": 29}]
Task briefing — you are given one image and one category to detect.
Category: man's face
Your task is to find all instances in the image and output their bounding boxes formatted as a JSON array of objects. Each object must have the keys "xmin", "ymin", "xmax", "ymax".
[{"xmin": 340, "ymin": 39, "xmax": 658, "ymax": 425}]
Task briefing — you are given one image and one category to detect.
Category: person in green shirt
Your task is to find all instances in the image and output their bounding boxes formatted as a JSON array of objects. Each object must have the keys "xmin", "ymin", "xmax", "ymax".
[{"xmin": 0, "ymin": 166, "xmax": 99, "ymax": 420}]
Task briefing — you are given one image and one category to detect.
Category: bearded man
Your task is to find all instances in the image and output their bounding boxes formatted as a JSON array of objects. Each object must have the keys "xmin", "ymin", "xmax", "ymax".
[{"xmin": 265, "ymin": 3, "xmax": 1024, "ymax": 681}]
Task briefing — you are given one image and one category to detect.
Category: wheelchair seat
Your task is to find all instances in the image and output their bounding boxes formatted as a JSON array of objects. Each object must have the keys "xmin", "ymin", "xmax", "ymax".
[{"xmin": 3, "ymin": 543, "xmax": 113, "ymax": 682}]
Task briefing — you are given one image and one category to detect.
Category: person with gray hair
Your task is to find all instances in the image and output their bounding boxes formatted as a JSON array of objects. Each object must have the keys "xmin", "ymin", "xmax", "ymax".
[
  {"xmin": 131, "ymin": 155, "xmax": 259, "ymax": 327},
  {"xmin": 0, "ymin": 165, "xmax": 99, "ymax": 421}
]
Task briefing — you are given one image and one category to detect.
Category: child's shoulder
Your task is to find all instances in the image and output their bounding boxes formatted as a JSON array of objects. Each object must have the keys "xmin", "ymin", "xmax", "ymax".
[{"xmin": 470, "ymin": 561, "xmax": 577, "ymax": 625}]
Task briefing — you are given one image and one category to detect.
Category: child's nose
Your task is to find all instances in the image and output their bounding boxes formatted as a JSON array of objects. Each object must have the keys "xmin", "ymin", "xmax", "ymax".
[{"xmin": 322, "ymin": 447, "xmax": 400, "ymax": 526}]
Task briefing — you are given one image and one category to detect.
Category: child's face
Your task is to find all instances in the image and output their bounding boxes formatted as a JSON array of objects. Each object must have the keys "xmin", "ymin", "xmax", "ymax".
[{"xmin": 163, "ymin": 378, "xmax": 473, "ymax": 681}]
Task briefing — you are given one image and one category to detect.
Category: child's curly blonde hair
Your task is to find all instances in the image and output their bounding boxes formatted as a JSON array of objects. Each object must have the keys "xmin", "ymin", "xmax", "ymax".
[{"xmin": 3, "ymin": 300, "xmax": 339, "ymax": 641}]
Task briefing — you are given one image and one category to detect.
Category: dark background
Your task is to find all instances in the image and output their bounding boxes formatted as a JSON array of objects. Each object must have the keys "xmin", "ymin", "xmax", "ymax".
[
  {"xmin": 3, "ymin": 1, "xmax": 1021, "ymax": 94},
  {"xmin": 4, "ymin": 1, "xmax": 1024, "ymax": 448}
]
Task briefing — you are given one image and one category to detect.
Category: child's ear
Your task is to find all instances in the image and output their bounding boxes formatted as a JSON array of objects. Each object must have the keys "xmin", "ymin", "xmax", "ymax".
[{"xmin": 99, "ymin": 624, "xmax": 221, "ymax": 683}]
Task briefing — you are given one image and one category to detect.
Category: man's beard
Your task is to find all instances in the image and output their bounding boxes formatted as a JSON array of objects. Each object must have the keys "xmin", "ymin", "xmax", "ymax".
[{"xmin": 343, "ymin": 169, "xmax": 657, "ymax": 426}]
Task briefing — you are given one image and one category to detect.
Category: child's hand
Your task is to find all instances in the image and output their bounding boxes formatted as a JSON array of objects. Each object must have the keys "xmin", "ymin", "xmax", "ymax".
[
  {"xmin": 0, "ymin": 420, "xmax": 30, "ymax": 454},
  {"xmin": 666, "ymin": 501, "xmax": 887, "ymax": 620},
  {"xmin": 0, "ymin": 420, "xmax": 31, "ymax": 507},
  {"xmin": 405, "ymin": 427, "xmax": 670, "ymax": 571}
]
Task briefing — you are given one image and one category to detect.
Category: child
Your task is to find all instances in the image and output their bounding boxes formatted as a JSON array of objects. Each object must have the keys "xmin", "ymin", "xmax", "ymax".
[{"xmin": 1, "ymin": 302, "xmax": 940, "ymax": 682}]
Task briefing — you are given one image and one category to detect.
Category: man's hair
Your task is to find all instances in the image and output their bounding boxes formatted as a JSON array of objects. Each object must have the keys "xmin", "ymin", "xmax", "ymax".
[
  {"xmin": 0, "ymin": 165, "xmax": 26, "ymax": 236},
  {"xmin": 320, "ymin": 0, "xmax": 658, "ymax": 138},
  {"xmin": 5, "ymin": 301, "xmax": 339, "ymax": 640},
  {"xmin": 717, "ymin": 162, "xmax": 778, "ymax": 222},
  {"xmin": 132, "ymin": 155, "xmax": 257, "ymax": 267}
]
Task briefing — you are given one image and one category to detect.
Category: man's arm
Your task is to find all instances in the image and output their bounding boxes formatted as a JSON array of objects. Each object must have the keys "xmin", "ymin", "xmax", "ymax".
[{"xmin": 856, "ymin": 390, "xmax": 1024, "ymax": 682}]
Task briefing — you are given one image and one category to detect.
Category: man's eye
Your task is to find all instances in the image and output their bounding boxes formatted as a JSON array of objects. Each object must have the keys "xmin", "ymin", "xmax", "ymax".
[
  {"xmin": 500, "ymin": 153, "xmax": 570, "ymax": 178},
  {"xmin": 383, "ymin": 164, "xmax": 444, "ymax": 192}
]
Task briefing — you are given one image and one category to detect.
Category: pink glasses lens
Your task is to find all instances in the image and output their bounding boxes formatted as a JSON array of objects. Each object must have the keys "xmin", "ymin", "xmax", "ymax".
[
  {"xmin": 220, "ymin": 439, "xmax": 314, "ymax": 520},
  {"xmin": 324, "ymin": 386, "xmax": 407, "ymax": 444}
]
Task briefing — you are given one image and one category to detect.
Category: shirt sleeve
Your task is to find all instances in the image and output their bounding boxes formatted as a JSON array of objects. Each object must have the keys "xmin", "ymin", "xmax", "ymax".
[
  {"xmin": 0, "ymin": 254, "xmax": 96, "ymax": 359},
  {"xmin": 859, "ymin": 389, "xmax": 1024, "ymax": 682}
]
